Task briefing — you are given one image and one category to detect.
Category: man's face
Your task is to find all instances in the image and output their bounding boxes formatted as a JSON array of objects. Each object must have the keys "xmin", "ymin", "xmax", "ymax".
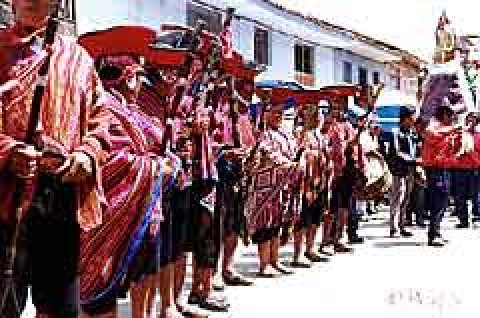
[
  {"xmin": 371, "ymin": 126, "xmax": 381, "ymax": 136},
  {"xmin": 403, "ymin": 114, "xmax": 415, "ymax": 128},
  {"xmin": 322, "ymin": 116, "xmax": 333, "ymax": 133},
  {"xmin": 330, "ymin": 100, "xmax": 344, "ymax": 119},
  {"xmin": 269, "ymin": 112, "xmax": 282, "ymax": 128},
  {"xmin": 13, "ymin": 0, "xmax": 52, "ymax": 30},
  {"xmin": 357, "ymin": 117, "xmax": 367, "ymax": 129}
]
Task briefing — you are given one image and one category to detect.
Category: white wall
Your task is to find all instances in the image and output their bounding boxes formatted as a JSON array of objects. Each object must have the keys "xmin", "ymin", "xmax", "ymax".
[
  {"xmin": 333, "ymin": 49, "xmax": 386, "ymax": 85},
  {"xmin": 232, "ymin": 18, "xmax": 255, "ymax": 62},
  {"xmin": 76, "ymin": 0, "xmax": 187, "ymax": 35},
  {"xmin": 315, "ymin": 46, "xmax": 336, "ymax": 87},
  {"xmin": 256, "ymin": 32, "xmax": 295, "ymax": 82}
]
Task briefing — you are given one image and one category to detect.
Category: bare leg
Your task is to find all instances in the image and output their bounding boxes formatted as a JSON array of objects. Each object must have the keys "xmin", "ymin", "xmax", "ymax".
[
  {"xmin": 212, "ymin": 245, "xmax": 225, "ymax": 290},
  {"xmin": 158, "ymin": 264, "xmax": 182, "ymax": 318},
  {"xmin": 130, "ymin": 277, "xmax": 154, "ymax": 318},
  {"xmin": 257, "ymin": 241, "xmax": 276, "ymax": 276},
  {"xmin": 222, "ymin": 233, "xmax": 238, "ymax": 274},
  {"xmin": 270, "ymin": 236, "xmax": 280, "ymax": 266},
  {"xmin": 174, "ymin": 254, "xmax": 187, "ymax": 305},
  {"xmin": 293, "ymin": 229, "xmax": 303, "ymax": 263},
  {"xmin": 305, "ymin": 224, "xmax": 318, "ymax": 254},
  {"xmin": 334, "ymin": 208, "xmax": 353, "ymax": 253},
  {"xmin": 319, "ymin": 213, "xmax": 334, "ymax": 256},
  {"xmin": 190, "ymin": 256, "xmax": 203, "ymax": 300}
]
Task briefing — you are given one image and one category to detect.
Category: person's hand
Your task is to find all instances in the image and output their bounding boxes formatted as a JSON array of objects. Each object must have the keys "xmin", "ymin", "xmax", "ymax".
[
  {"xmin": 59, "ymin": 152, "xmax": 93, "ymax": 183},
  {"xmin": 415, "ymin": 158, "xmax": 423, "ymax": 165},
  {"xmin": 285, "ymin": 161, "xmax": 298, "ymax": 169},
  {"xmin": 9, "ymin": 145, "xmax": 41, "ymax": 179},
  {"xmin": 176, "ymin": 169, "xmax": 187, "ymax": 189},
  {"xmin": 305, "ymin": 191, "xmax": 314, "ymax": 204}
]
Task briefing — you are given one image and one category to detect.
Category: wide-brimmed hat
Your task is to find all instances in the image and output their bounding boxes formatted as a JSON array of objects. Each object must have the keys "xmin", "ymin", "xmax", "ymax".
[{"xmin": 98, "ymin": 55, "xmax": 146, "ymax": 87}]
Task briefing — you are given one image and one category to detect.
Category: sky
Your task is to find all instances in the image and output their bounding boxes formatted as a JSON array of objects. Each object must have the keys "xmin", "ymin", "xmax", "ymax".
[{"xmin": 272, "ymin": 0, "xmax": 480, "ymax": 60}]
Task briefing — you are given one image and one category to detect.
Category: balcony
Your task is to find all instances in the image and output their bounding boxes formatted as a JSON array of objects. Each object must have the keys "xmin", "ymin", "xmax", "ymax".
[
  {"xmin": 295, "ymin": 72, "xmax": 315, "ymax": 87},
  {"xmin": 57, "ymin": 0, "xmax": 77, "ymax": 36}
]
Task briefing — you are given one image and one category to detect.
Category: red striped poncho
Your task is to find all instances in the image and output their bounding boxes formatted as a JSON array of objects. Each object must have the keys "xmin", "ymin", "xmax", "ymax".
[
  {"xmin": 245, "ymin": 128, "xmax": 299, "ymax": 235},
  {"xmin": 305, "ymin": 127, "xmax": 331, "ymax": 197},
  {"xmin": 80, "ymin": 91, "xmax": 179, "ymax": 306},
  {"xmin": 0, "ymin": 35, "xmax": 112, "ymax": 230}
]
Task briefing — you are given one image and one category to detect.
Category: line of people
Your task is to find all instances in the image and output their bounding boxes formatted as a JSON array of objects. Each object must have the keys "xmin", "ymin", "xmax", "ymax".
[{"xmin": 2, "ymin": 2, "xmax": 479, "ymax": 318}]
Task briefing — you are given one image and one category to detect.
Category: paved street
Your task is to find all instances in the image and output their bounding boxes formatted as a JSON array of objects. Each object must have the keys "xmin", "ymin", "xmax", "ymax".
[{"xmin": 23, "ymin": 208, "xmax": 480, "ymax": 317}]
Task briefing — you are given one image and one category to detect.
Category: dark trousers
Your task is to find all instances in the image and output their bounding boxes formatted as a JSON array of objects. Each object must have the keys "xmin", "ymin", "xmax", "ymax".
[
  {"xmin": 0, "ymin": 175, "xmax": 80, "ymax": 318},
  {"xmin": 426, "ymin": 169, "xmax": 451, "ymax": 240},
  {"xmin": 406, "ymin": 184, "xmax": 426, "ymax": 225},
  {"xmin": 451, "ymin": 169, "xmax": 480, "ymax": 224},
  {"xmin": 347, "ymin": 200, "xmax": 360, "ymax": 240}
]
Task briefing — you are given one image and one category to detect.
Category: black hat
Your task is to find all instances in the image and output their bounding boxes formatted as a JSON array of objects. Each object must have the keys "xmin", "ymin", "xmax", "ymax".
[{"xmin": 399, "ymin": 105, "xmax": 416, "ymax": 121}]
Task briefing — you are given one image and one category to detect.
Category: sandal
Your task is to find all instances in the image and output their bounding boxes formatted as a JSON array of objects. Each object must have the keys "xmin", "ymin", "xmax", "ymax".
[
  {"xmin": 199, "ymin": 296, "xmax": 229, "ymax": 312},
  {"xmin": 273, "ymin": 263, "xmax": 294, "ymax": 275},
  {"xmin": 319, "ymin": 244, "xmax": 334, "ymax": 256},
  {"xmin": 305, "ymin": 252, "xmax": 330, "ymax": 263},
  {"xmin": 212, "ymin": 276, "xmax": 225, "ymax": 291},
  {"xmin": 223, "ymin": 271, "xmax": 254, "ymax": 286},
  {"xmin": 187, "ymin": 293, "xmax": 202, "ymax": 305},
  {"xmin": 159, "ymin": 305, "xmax": 184, "ymax": 318},
  {"xmin": 334, "ymin": 244, "xmax": 353, "ymax": 254},
  {"xmin": 289, "ymin": 260, "xmax": 312, "ymax": 268},
  {"xmin": 181, "ymin": 311, "xmax": 209, "ymax": 318},
  {"xmin": 257, "ymin": 265, "xmax": 278, "ymax": 278}
]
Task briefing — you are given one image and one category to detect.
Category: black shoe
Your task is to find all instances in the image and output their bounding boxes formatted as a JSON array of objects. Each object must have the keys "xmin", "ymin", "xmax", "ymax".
[
  {"xmin": 400, "ymin": 230, "xmax": 413, "ymax": 237},
  {"xmin": 304, "ymin": 252, "xmax": 330, "ymax": 263},
  {"xmin": 389, "ymin": 229, "xmax": 397, "ymax": 238},
  {"xmin": 416, "ymin": 222, "xmax": 427, "ymax": 228},
  {"xmin": 436, "ymin": 233, "xmax": 449, "ymax": 244},
  {"xmin": 428, "ymin": 237, "xmax": 445, "ymax": 247},
  {"xmin": 455, "ymin": 223, "xmax": 469, "ymax": 229},
  {"xmin": 348, "ymin": 236, "xmax": 365, "ymax": 244}
]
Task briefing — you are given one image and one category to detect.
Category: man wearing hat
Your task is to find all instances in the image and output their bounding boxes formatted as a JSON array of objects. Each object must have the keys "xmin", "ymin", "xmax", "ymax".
[
  {"xmin": 77, "ymin": 52, "xmax": 187, "ymax": 318},
  {"xmin": 0, "ymin": 0, "xmax": 114, "ymax": 316},
  {"xmin": 450, "ymin": 112, "xmax": 480, "ymax": 228},
  {"xmin": 422, "ymin": 105, "xmax": 459, "ymax": 246},
  {"xmin": 388, "ymin": 105, "xmax": 417, "ymax": 238},
  {"xmin": 300, "ymin": 108, "xmax": 332, "ymax": 262},
  {"xmin": 325, "ymin": 98, "xmax": 358, "ymax": 253},
  {"xmin": 247, "ymin": 97, "xmax": 298, "ymax": 277}
]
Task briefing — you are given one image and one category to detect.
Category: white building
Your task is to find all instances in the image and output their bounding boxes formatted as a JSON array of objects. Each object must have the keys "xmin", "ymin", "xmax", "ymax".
[{"xmin": 61, "ymin": 0, "xmax": 423, "ymax": 99}]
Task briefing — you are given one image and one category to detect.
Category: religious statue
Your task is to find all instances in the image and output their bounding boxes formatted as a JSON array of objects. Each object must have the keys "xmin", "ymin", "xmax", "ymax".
[{"xmin": 434, "ymin": 10, "xmax": 456, "ymax": 64}]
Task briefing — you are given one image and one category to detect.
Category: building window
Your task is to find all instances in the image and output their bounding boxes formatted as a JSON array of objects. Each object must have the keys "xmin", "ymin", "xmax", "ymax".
[
  {"xmin": 294, "ymin": 44, "xmax": 314, "ymax": 75},
  {"xmin": 56, "ymin": 0, "xmax": 76, "ymax": 35},
  {"xmin": 342, "ymin": 61, "xmax": 352, "ymax": 83},
  {"xmin": 391, "ymin": 69, "xmax": 401, "ymax": 90},
  {"xmin": 358, "ymin": 67, "xmax": 368, "ymax": 85},
  {"xmin": 373, "ymin": 71, "xmax": 380, "ymax": 85},
  {"xmin": 254, "ymin": 27, "xmax": 270, "ymax": 66},
  {"xmin": 187, "ymin": 1, "xmax": 222, "ymax": 34}
]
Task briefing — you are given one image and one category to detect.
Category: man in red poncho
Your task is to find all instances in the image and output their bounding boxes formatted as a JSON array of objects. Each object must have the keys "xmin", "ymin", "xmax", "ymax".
[
  {"xmin": 422, "ymin": 105, "xmax": 461, "ymax": 246},
  {"xmin": 0, "ymin": 0, "xmax": 113, "ymax": 316}
]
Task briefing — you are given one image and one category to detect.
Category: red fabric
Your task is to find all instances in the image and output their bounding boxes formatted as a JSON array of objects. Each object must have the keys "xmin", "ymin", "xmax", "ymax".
[
  {"xmin": 80, "ymin": 92, "xmax": 179, "ymax": 302},
  {"xmin": 328, "ymin": 120, "xmax": 355, "ymax": 179},
  {"xmin": 453, "ymin": 130, "xmax": 480, "ymax": 169},
  {"xmin": 0, "ymin": 36, "xmax": 112, "ymax": 230},
  {"xmin": 421, "ymin": 122, "xmax": 461, "ymax": 168}
]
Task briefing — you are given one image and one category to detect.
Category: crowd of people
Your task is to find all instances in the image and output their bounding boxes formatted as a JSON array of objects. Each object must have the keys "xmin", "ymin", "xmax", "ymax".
[{"xmin": 1, "ymin": 1, "xmax": 479, "ymax": 318}]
